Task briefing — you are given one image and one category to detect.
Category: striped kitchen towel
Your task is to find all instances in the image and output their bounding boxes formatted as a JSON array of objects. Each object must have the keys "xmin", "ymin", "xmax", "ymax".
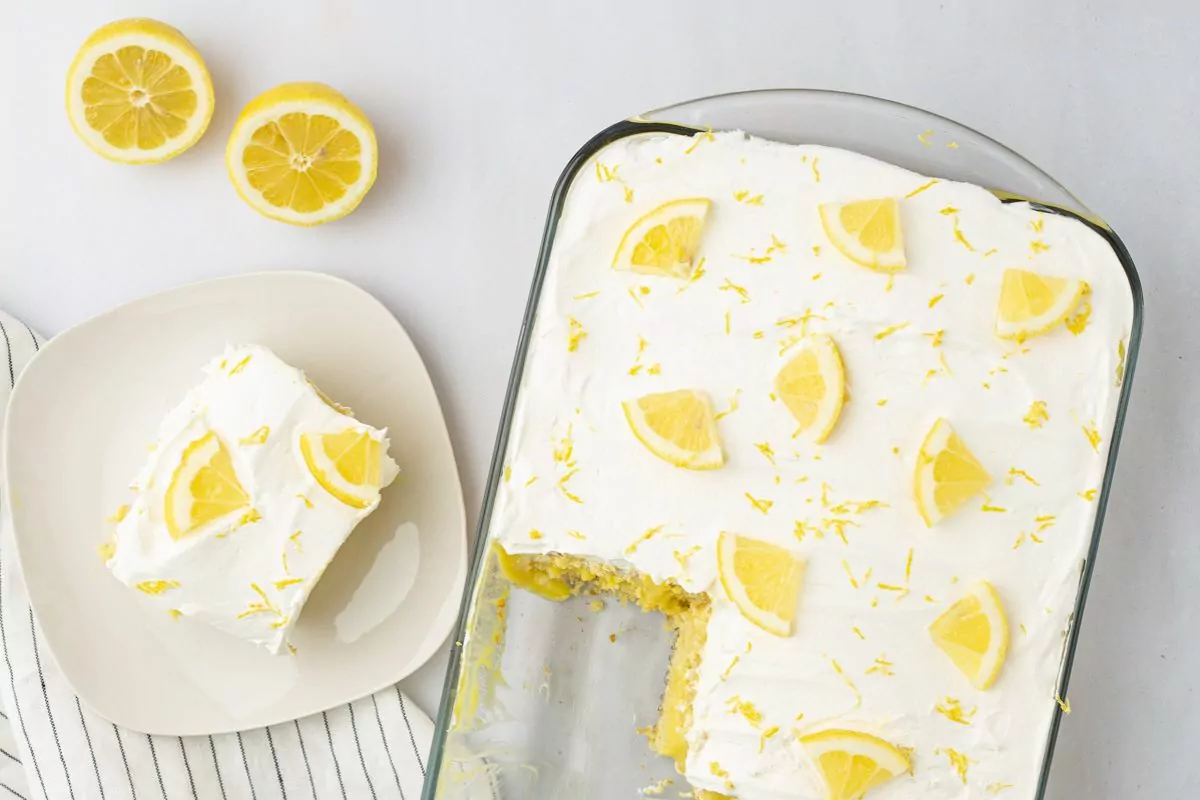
[{"xmin": 0, "ymin": 310, "xmax": 434, "ymax": 800}]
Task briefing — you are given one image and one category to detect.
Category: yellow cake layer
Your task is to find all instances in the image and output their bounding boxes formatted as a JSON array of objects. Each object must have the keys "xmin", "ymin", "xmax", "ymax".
[{"xmin": 494, "ymin": 544, "xmax": 716, "ymax": 786}]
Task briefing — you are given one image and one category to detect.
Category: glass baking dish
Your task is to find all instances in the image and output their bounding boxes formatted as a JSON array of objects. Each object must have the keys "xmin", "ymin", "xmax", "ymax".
[{"xmin": 422, "ymin": 90, "xmax": 1143, "ymax": 800}]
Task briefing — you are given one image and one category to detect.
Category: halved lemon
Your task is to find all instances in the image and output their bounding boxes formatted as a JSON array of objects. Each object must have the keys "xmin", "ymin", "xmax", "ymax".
[
  {"xmin": 717, "ymin": 532, "xmax": 805, "ymax": 637},
  {"xmin": 227, "ymin": 82, "xmax": 378, "ymax": 226},
  {"xmin": 995, "ymin": 268, "xmax": 1088, "ymax": 341},
  {"xmin": 65, "ymin": 18, "xmax": 214, "ymax": 164},
  {"xmin": 622, "ymin": 389, "xmax": 724, "ymax": 470},
  {"xmin": 930, "ymin": 581, "xmax": 1009, "ymax": 690},
  {"xmin": 612, "ymin": 198, "xmax": 712, "ymax": 278},
  {"xmin": 300, "ymin": 428, "xmax": 386, "ymax": 509},
  {"xmin": 165, "ymin": 432, "xmax": 251, "ymax": 539},
  {"xmin": 913, "ymin": 419, "xmax": 991, "ymax": 526},
  {"xmin": 800, "ymin": 729, "xmax": 911, "ymax": 800},
  {"xmin": 818, "ymin": 197, "xmax": 906, "ymax": 272},
  {"xmin": 775, "ymin": 335, "xmax": 846, "ymax": 443}
]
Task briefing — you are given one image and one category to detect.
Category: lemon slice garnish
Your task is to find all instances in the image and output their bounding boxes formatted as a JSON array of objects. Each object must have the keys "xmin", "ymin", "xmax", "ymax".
[
  {"xmin": 612, "ymin": 198, "xmax": 712, "ymax": 278},
  {"xmin": 300, "ymin": 428, "xmax": 384, "ymax": 509},
  {"xmin": 227, "ymin": 82, "xmax": 378, "ymax": 226},
  {"xmin": 165, "ymin": 432, "xmax": 251, "ymax": 540},
  {"xmin": 622, "ymin": 389, "xmax": 724, "ymax": 470},
  {"xmin": 818, "ymin": 197, "xmax": 906, "ymax": 272},
  {"xmin": 930, "ymin": 581, "xmax": 1010, "ymax": 690},
  {"xmin": 716, "ymin": 532, "xmax": 805, "ymax": 637},
  {"xmin": 775, "ymin": 334, "xmax": 846, "ymax": 443},
  {"xmin": 65, "ymin": 18, "xmax": 215, "ymax": 164},
  {"xmin": 913, "ymin": 418, "xmax": 991, "ymax": 526},
  {"xmin": 800, "ymin": 729, "xmax": 911, "ymax": 799},
  {"xmin": 995, "ymin": 268, "xmax": 1088, "ymax": 341}
]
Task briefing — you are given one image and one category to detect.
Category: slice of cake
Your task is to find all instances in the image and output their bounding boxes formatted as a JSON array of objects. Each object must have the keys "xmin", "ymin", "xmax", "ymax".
[{"xmin": 103, "ymin": 344, "xmax": 399, "ymax": 654}]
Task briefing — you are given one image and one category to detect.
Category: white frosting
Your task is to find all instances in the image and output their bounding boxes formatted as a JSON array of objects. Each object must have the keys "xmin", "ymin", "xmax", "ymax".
[
  {"xmin": 489, "ymin": 132, "xmax": 1133, "ymax": 798},
  {"xmin": 107, "ymin": 345, "xmax": 399, "ymax": 654}
]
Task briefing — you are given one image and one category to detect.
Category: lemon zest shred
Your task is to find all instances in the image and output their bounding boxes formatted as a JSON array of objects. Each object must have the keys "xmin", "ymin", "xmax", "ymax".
[
  {"xmin": 566, "ymin": 317, "xmax": 588, "ymax": 352},
  {"xmin": 1007, "ymin": 467, "xmax": 1040, "ymax": 486},
  {"xmin": 827, "ymin": 657, "xmax": 863, "ymax": 708},
  {"xmin": 625, "ymin": 524, "xmax": 665, "ymax": 556},
  {"xmin": 874, "ymin": 321, "xmax": 911, "ymax": 341},
  {"xmin": 238, "ymin": 425, "xmax": 270, "ymax": 446},
  {"xmin": 724, "ymin": 695, "xmax": 764, "ymax": 726},
  {"xmin": 134, "ymin": 580, "xmax": 179, "ymax": 596},
  {"xmin": 713, "ymin": 389, "xmax": 741, "ymax": 420},
  {"xmin": 865, "ymin": 654, "xmax": 895, "ymax": 676},
  {"xmin": 1024, "ymin": 401, "xmax": 1050, "ymax": 429},
  {"xmin": 719, "ymin": 278, "xmax": 751, "ymax": 303},
  {"xmin": 935, "ymin": 697, "xmax": 977, "ymax": 725},
  {"xmin": 745, "ymin": 492, "xmax": 774, "ymax": 515},
  {"xmin": 938, "ymin": 747, "xmax": 974, "ymax": 783},
  {"xmin": 906, "ymin": 178, "xmax": 939, "ymax": 198}
]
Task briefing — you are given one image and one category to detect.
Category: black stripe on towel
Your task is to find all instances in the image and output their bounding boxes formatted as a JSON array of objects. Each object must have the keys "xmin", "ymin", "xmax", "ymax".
[
  {"xmin": 370, "ymin": 695, "xmax": 402, "ymax": 798},
  {"xmin": 0, "ymin": 748, "xmax": 19, "ymax": 764},
  {"xmin": 397, "ymin": 689, "xmax": 424, "ymax": 776},
  {"xmin": 113, "ymin": 724, "xmax": 138, "ymax": 800},
  {"xmin": 347, "ymin": 704, "xmax": 376, "ymax": 800},
  {"xmin": 208, "ymin": 737, "xmax": 227, "ymax": 800},
  {"xmin": 22, "ymin": 325, "xmax": 37, "ymax": 353},
  {"xmin": 264, "ymin": 727, "xmax": 287, "ymax": 800},
  {"xmin": 0, "ymin": 782, "xmax": 27, "ymax": 800},
  {"xmin": 178, "ymin": 738, "xmax": 198, "ymax": 800},
  {"xmin": 74, "ymin": 699, "xmax": 106, "ymax": 800},
  {"xmin": 236, "ymin": 732, "xmax": 258, "ymax": 800},
  {"xmin": 0, "ymin": 563, "xmax": 47, "ymax": 798},
  {"xmin": 0, "ymin": 319, "xmax": 14, "ymax": 388},
  {"xmin": 292, "ymin": 721, "xmax": 317, "ymax": 800},
  {"xmin": 145, "ymin": 735, "xmax": 166, "ymax": 799},
  {"xmin": 30, "ymin": 611, "xmax": 74, "ymax": 799},
  {"xmin": 321, "ymin": 712, "xmax": 347, "ymax": 800}
]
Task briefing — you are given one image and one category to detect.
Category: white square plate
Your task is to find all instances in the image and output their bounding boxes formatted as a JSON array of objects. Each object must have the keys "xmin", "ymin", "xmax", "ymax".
[{"xmin": 3, "ymin": 271, "xmax": 467, "ymax": 735}]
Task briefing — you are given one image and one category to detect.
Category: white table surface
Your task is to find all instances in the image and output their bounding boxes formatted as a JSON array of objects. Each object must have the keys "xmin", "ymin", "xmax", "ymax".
[{"xmin": 1, "ymin": 0, "xmax": 1194, "ymax": 795}]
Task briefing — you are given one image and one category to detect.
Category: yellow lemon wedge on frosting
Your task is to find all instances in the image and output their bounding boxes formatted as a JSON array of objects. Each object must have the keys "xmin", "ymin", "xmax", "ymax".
[
  {"xmin": 995, "ymin": 268, "xmax": 1088, "ymax": 341},
  {"xmin": 65, "ymin": 18, "xmax": 214, "ymax": 164},
  {"xmin": 930, "ymin": 581, "xmax": 1010, "ymax": 690},
  {"xmin": 622, "ymin": 389, "xmax": 723, "ymax": 470},
  {"xmin": 612, "ymin": 198, "xmax": 712, "ymax": 278},
  {"xmin": 165, "ymin": 432, "xmax": 251, "ymax": 539},
  {"xmin": 818, "ymin": 197, "xmax": 906, "ymax": 272},
  {"xmin": 800, "ymin": 729, "xmax": 911, "ymax": 800},
  {"xmin": 227, "ymin": 82, "xmax": 378, "ymax": 226},
  {"xmin": 913, "ymin": 418, "xmax": 991, "ymax": 526},
  {"xmin": 775, "ymin": 334, "xmax": 846, "ymax": 443},
  {"xmin": 300, "ymin": 428, "xmax": 386, "ymax": 509},
  {"xmin": 717, "ymin": 532, "xmax": 805, "ymax": 637}
]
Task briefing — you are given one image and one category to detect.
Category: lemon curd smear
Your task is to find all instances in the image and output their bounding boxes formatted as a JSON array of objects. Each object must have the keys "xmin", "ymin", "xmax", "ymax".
[{"xmin": 493, "ymin": 543, "xmax": 711, "ymax": 770}]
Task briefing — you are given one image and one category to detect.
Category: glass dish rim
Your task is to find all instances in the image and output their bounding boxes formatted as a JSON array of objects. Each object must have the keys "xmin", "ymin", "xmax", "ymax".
[{"xmin": 422, "ymin": 89, "xmax": 1145, "ymax": 800}]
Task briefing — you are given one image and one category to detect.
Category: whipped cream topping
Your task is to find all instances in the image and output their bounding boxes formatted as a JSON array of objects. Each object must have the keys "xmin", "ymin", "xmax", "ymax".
[
  {"xmin": 489, "ymin": 132, "xmax": 1133, "ymax": 798},
  {"xmin": 107, "ymin": 345, "xmax": 399, "ymax": 654}
]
